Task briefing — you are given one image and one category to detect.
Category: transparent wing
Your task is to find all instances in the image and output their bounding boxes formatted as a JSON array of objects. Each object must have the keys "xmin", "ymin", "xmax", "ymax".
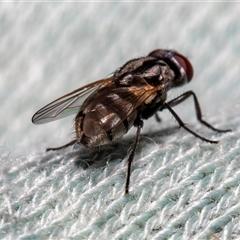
[
  {"xmin": 32, "ymin": 78, "xmax": 113, "ymax": 124},
  {"xmin": 91, "ymin": 81, "xmax": 161, "ymax": 133}
]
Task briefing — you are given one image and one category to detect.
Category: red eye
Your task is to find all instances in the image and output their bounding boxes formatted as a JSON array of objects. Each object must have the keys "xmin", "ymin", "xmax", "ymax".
[{"xmin": 174, "ymin": 53, "xmax": 194, "ymax": 81}]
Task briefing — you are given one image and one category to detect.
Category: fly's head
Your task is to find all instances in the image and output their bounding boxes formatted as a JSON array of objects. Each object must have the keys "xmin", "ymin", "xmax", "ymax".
[{"xmin": 148, "ymin": 49, "xmax": 194, "ymax": 88}]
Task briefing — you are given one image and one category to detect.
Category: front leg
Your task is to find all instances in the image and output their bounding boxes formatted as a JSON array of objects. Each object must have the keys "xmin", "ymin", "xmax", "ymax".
[
  {"xmin": 164, "ymin": 103, "xmax": 220, "ymax": 143},
  {"xmin": 160, "ymin": 91, "xmax": 231, "ymax": 133}
]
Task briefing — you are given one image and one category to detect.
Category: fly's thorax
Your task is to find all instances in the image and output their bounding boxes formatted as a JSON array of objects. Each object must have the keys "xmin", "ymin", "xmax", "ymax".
[
  {"xmin": 114, "ymin": 56, "xmax": 177, "ymax": 92},
  {"xmin": 115, "ymin": 56, "xmax": 156, "ymax": 79},
  {"xmin": 114, "ymin": 57, "xmax": 164, "ymax": 87},
  {"xmin": 156, "ymin": 61, "xmax": 175, "ymax": 90}
]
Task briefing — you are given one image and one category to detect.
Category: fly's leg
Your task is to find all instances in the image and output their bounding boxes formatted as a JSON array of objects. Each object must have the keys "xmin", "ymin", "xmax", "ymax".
[
  {"xmin": 155, "ymin": 113, "xmax": 162, "ymax": 122},
  {"xmin": 164, "ymin": 103, "xmax": 221, "ymax": 144},
  {"xmin": 46, "ymin": 140, "xmax": 77, "ymax": 152},
  {"xmin": 161, "ymin": 91, "xmax": 231, "ymax": 133},
  {"xmin": 125, "ymin": 119, "xmax": 143, "ymax": 195}
]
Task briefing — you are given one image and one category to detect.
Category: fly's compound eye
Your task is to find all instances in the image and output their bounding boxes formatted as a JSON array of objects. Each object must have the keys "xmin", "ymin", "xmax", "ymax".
[{"xmin": 174, "ymin": 53, "xmax": 194, "ymax": 82}]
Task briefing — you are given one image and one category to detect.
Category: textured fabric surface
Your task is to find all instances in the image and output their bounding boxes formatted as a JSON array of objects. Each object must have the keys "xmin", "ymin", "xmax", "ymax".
[{"xmin": 1, "ymin": 3, "xmax": 240, "ymax": 240}]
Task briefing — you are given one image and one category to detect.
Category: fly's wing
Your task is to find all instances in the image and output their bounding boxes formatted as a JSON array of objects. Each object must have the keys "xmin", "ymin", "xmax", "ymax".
[
  {"xmin": 32, "ymin": 78, "xmax": 113, "ymax": 124},
  {"xmin": 92, "ymin": 77, "xmax": 161, "ymax": 133}
]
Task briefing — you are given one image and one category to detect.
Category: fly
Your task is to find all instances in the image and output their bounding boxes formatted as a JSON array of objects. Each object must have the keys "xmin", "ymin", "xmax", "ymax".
[{"xmin": 32, "ymin": 49, "xmax": 231, "ymax": 194}]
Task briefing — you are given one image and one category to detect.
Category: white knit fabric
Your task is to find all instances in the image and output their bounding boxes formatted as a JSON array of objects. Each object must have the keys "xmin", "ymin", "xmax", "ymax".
[{"xmin": 1, "ymin": 3, "xmax": 240, "ymax": 240}]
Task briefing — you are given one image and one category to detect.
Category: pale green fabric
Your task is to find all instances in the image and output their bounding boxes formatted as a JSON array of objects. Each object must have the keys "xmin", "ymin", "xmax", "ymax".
[{"xmin": 1, "ymin": 3, "xmax": 240, "ymax": 240}]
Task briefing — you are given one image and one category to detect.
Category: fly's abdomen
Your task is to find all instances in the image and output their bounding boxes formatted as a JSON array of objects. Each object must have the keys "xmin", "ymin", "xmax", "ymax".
[{"xmin": 76, "ymin": 91, "xmax": 137, "ymax": 148}]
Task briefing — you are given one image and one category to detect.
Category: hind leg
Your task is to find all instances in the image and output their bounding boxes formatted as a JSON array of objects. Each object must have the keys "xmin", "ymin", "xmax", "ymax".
[{"xmin": 46, "ymin": 140, "xmax": 77, "ymax": 152}]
